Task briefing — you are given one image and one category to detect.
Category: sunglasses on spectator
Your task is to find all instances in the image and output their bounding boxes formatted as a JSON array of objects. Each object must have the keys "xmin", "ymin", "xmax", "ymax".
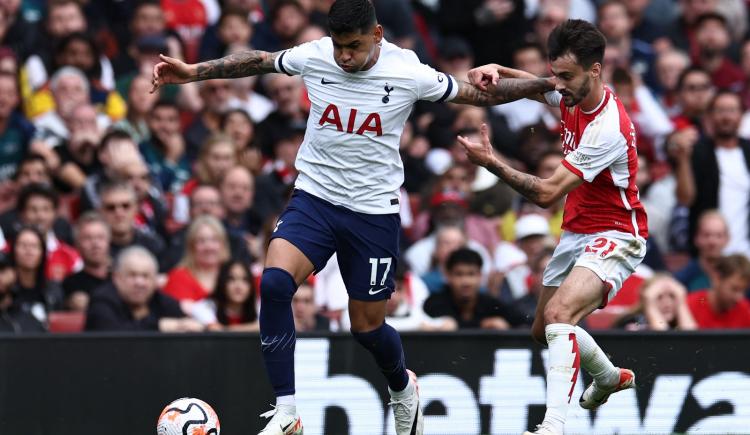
[{"xmin": 104, "ymin": 202, "xmax": 134, "ymax": 212}]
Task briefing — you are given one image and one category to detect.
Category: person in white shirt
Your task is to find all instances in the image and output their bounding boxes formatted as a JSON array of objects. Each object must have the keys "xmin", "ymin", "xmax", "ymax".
[{"xmin": 151, "ymin": 1, "xmax": 554, "ymax": 433}]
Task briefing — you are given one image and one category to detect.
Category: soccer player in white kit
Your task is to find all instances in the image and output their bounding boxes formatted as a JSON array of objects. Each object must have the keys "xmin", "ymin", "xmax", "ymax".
[
  {"xmin": 150, "ymin": 1, "xmax": 555, "ymax": 434},
  {"xmin": 459, "ymin": 20, "xmax": 647, "ymax": 435}
]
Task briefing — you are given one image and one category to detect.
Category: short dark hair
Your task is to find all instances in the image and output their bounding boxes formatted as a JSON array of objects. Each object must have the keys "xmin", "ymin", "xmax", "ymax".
[
  {"xmin": 709, "ymin": 89, "xmax": 743, "ymax": 112},
  {"xmin": 547, "ymin": 19, "xmax": 606, "ymax": 69},
  {"xmin": 695, "ymin": 12, "xmax": 728, "ymax": 30},
  {"xmin": 676, "ymin": 66, "xmax": 710, "ymax": 91},
  {"xmin": 327, "ymin": 0, "xmax": 376, "ymax": 35},
  {"xmin": 151, "ymin": 100, "xmax": 179, "ymax": 114},
  {"xmin": 99, "ymin": 129, "xmax": 135, "ymax": 150},
  {"xmin": 715, "ymin": 254, "xmax": 750, "ymax": 281},
  {"xmin": 13, "ymin": 154, "xmax": 49, "ymax": 181},
  {"xmin": 271, "ymin": 0, "xmax": 305, "ymax": 22},
  {"xmin": 446, "ymin": 248, "xmax": 483, "ymax": 271},
  {"xmin": 17, "ymin": 182, "xmax": 58, "ymax": 212}
]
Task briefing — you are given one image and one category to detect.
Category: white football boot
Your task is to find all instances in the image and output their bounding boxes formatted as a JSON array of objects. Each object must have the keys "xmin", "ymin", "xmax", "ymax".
[
  {"xmin": 523, "ymin": 423, "xmax": 560, "ymax": 435},
  {"xmin": 258, "ymin": 404, "xmax": 303, "ymax": 435},
  {"xmin": 579, "ymin": 368, "xmax": 635, "ymax": 410},
  {"xmin": 388, "ymin": 369, "xmax": 424, "ymax": 435}
]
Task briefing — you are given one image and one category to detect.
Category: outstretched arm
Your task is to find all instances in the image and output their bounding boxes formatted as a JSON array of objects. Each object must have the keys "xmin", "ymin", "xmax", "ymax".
[
  {"xmin": 457, "ymin": 124, "xmax": 581, "ymax": 207},
  {"xmin": 151, "ymin": 51, "xmax": 281, "ymax": 93},
  {"xmin": 467, "ymin": 63, "xmax": 554, "ymax": 104},
  {"xmin": 451, "ymin": 78, "xmax": 555, "ymax": 106}
]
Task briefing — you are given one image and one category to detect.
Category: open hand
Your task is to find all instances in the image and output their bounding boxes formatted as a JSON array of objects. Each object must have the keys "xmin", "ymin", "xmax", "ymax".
[
  {"xmin": 151, "ymin": 54, "xmax": 194, "ymax": 93},
  {"xmin": 457, "ymin": 123, "xmax": 496, "ymax": 167}
]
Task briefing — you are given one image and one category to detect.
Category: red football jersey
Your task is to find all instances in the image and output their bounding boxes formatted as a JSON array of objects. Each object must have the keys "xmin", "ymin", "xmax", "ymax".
[{"xmin": 554, "ymin": 88, "xmax": 648, "ymax": 238}]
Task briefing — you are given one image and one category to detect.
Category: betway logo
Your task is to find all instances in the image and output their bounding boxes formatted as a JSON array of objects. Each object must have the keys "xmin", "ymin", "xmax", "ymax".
[{"xmin": 294, "ymin": 340, "xmax": 750, "ymax": 434}]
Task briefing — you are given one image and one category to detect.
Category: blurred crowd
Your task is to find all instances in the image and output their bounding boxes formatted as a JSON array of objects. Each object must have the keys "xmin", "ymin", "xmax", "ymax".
[{"xmin": 1, "ymin": 0, "xmax": 750, "ymax": 334}]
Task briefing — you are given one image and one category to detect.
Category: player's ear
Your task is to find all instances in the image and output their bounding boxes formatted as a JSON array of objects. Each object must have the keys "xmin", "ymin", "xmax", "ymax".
[
  {"xmin": 373, "ymin": 24, "xmax": 383, "ymax": 44},
  {"xmin": 590, "ymin": 62, "xmax": 602, "ymax": 79}
]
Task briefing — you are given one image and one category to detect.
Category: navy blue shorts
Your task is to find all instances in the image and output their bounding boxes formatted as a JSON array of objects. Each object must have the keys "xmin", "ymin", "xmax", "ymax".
[{"xmin": 270, "ymin": 189, "xmax": 400, "ymax": 301}]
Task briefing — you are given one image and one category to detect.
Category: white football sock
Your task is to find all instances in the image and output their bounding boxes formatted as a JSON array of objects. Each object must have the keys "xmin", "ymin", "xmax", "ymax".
[
  {"xmin": 574, "ymin": 326, "xmax": 620, "ymax": 387},
  {"xmin": 542, "ymin": 323, "xmax": 579, "ymax": 434},
  {"xmin": 276, "ymin": 394, "xmax": 296, "ymax": 407}
]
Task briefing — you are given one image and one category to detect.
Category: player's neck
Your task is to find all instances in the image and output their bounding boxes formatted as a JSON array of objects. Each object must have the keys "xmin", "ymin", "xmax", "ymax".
[
  {"xmin": 579, "ymin": 82, "xmax": 605, "ymax": 113},
  {"xmin": 361, "ymin": 44, "xmax": 382, "ymax": 72}
]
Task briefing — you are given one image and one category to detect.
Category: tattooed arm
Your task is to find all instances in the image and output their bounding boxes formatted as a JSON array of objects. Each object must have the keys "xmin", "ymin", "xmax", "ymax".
[
  {"xmin": 457, "ymin": 124, "xmax": 582, "ymax": 208},
  {"xmin": 450, "ymin": 77, "xmax": 555, "ymax": 107},
  {"xmin": 151, "ymin": 51, "xmax": 281, "ymax": 92}
]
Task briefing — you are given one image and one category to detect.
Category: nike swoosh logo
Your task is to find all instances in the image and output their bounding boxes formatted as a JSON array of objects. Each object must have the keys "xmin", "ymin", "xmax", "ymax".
[
  {"xmin": 321, "ymin": 77, "xmax": 339, "ymax": 85},
  {"xmin": 281, "ymin": 420, "xmax": 295, "ymax": 432},
  {"xmin": 368, "ymin": 287, "xmax": 388, "ymax": 295}
]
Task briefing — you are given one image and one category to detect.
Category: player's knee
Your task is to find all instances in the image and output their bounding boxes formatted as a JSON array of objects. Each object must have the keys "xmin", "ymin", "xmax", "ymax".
[
  {"xmin": 260, "ymin": 267, "xmax": 297, "ymax": 303},
  {"xmin": 543, "ymin": 303, "xmax": 574, "ymax": 325}
]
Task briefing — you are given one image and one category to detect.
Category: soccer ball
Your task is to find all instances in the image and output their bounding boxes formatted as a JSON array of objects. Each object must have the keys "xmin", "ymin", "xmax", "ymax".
[{"xmin": 157, "ymin": 397, "xmax": 221, "ymax": 435}]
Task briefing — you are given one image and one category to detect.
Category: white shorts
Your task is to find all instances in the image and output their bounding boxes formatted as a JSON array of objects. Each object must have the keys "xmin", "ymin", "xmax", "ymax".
[{"xmin": 542, "ymin": 230, "xmax": 647, "ymax": 307}]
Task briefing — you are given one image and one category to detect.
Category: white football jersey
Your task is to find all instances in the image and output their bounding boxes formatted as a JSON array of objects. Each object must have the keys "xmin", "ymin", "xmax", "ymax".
[{"xmin": 274, "ymin": 37, "xmax": 458, "ymax": 214}]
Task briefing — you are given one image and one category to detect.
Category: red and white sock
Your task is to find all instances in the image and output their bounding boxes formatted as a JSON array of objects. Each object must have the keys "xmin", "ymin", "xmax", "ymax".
[
  {"xmin": 542, "ymin": 323, "xmax": 580, "ymax": 434},
  {"xmin": 574, "ymin": 326, "xmax": 620, "ymax": 387}
]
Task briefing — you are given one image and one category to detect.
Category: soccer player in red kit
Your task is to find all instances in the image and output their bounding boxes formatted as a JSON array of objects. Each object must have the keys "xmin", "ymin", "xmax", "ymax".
[{"xmin": 459, "ymin": 20, "xmax": 647, "ymax": 435}]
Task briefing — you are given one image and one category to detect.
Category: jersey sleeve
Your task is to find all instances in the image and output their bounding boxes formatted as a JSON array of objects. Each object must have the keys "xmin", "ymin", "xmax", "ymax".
[
  {"xmin": 274, "ymin": 40, "xmax": 321, "ymax": 76},
  {"xmin": 410, "ymin": 57, "xmax": 458, "ymax": 102},
  {"xmin": 562, "ymin": 125, "xmax": 628, "ymax": 182}
]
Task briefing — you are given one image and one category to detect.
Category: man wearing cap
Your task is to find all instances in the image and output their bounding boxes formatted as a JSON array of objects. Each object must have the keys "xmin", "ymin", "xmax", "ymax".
[{"xmin": 495, "ymin": 214, "xmax": 554, "ymax": 301}]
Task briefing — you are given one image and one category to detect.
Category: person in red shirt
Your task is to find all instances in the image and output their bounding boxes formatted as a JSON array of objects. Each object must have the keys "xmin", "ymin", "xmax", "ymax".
[
  {"xmin": 162, "ymin": 215, "xmax": 229, "ymax": 313},
  {"xmin": 688, "ymin": 254, "xmax": 750, "ymax": 329},
  {"xmin": 693, "ymin": 13, "xmax": 745, "ymax": 92}
]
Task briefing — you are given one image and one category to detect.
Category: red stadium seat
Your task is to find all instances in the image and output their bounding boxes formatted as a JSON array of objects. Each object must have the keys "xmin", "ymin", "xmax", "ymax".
[{"xmin": 47, "ymin": 311, "xmax": 86, "ymax": 333}]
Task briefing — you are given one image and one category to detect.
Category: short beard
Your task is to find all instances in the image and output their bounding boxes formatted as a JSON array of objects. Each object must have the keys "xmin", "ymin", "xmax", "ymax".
[{"xmin": 563, "ymin": 75, "xmax": 591, "ymax": 107}]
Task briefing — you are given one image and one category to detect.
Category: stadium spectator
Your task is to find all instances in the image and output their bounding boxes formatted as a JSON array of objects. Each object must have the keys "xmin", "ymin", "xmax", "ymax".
[
  {"xmin": 32, "ymin": 67, "xmax": 110, "ymax": 149},
  {"xmin": 253, "ymin": 129, "xmax": 302, "ymax": 221},
  {"xmin": 224, "ymin": 52, "xmax": 274, "ymax": 125},
  {"xmin": 163, "ymin": 216, "xmax": 230, "ymax": 315},
  {"xmin": 16, "ymin": 183, "xmax": 80, "ymax": 282},
  {"xmin": 121, "ymin": 158, "xmax": 169, "ymax": 239},
  {"xmin": 50, "ymin": 103, "xmax": 102, "ymax": 192},
  {"xmin": 423, "ymin": 248, "xmax": 527, "ymax": 329},
  {"xmin": 615, "ymin": 274, "xmax": 697, "ymax": 330},
  {"xmin": 624, "ymin": 0, "xmax": 668, "ymax": 45},
  {"xmin": 0, "ymin": 71, "xmax": 34, "ymax": 185},
  {"xmin": 665, "ymin": 0, "xmax": 720, "ymax": 55},
  {"xmin": 385, "ymin": 262, "xmax": 456, "ymax": 332},
  {"xmin": 0, "ymin": 0, "xmax": 36, "ymax": 61},
  {"xmin": 420, "ymin": 225, "xmax": 470, "ymax": 294},
  {"xmin": 111, "ymin": 1, "xmax": 168, "ymax": 76},
  {"xmin": 256, "ymin": 74, "xmax": 307, "ymax": 157},
  {"xmin": 199, "ymin": 9, "xmax": 253, "ymax": 61},
  {"xmin": 686, "ymin": 91, "xmax": 750, "ymax": 257},
  {"xmin": 81, "ymin": 130, "xmax": 145, "ymax": 211},
  {"xmin": 0, "ymin": 154, "xmax": 55, "ymax": 219},
  {"xmin": 161, "ymin": 0, "xmax": 214, "ymax": 63},
  {"xmin": 185, "ymin": 80, "xmax": 233, "ymax": 160},
  {"xmin": 219, "ymin": 166, "xmax": 262, "ymax": 252},
  {"xmin": 85, "ymin": 246, "xmax": 202, "ymax": 332},
  {"xmin": 114, "ymin": 74, "xmax": 160, "ymax": 144},
  {"xmin": 221, "ymin": 109, "xmax": 263, "ymax": 175},
  {"xmin": 655, "ymin": 49, "xmax": 691, "ymax": 115},
  {"xmin": 513, "ymin": 247, "xmax": 554, "ymax": 322},
  {"xmin": 269, "ymin": 0, "xmax": 309, "ymax": 50},
  {"xmin": 187, "ymin": 133, "xmax": 238, "ymax": 191},
  {"xmin": 676, "ymin": 210, "xmax": 729, "ymax": 291},
  {"xmin": 139, "ymin": 101, "xmax": 191, "ymax": 194},
  {"xmin": 597, "ymin": 0, "xmax": 657, "ymax": 88},
  {"xmin": 162, "ymin": 184, "xmax": 252, "ymax": 271},
  {"xmin": 98, "ymin": 181, "xmax": 165, "ymax": 269},
  {"xmin": 671, "ymin": 67, "xmax": 715, "ymax": 134},
  {"xmin": 292, "ymin": 282, "xmax": 331, "ymax": 332},
  {"xmin": 62, "ymin": 212, "xmax": 111, "ymax": 312},
  {"xmin": 206, "ymin": 260, "xmax": 259, "ymax": 331},
  {"xmin": 693, "ymin": 13, "xmax": 744, "ymax": 92},
  {"xmin": 494, "ymin": 214, "xmax": 553, "ymax": 301},
  {"xmin": 687, "ymin": 254, "xmax": 750, "ymax": 328},
  {"xmin": 10, "ymin": 226, "xmax": 63, "ymax": 324},
  {"xmin": 0, "ymin": 252, "xmax": 44, "ymax": 333}
]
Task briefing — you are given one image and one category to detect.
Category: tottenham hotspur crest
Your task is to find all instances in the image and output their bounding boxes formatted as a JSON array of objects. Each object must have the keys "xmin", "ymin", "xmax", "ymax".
[{"xmin": 382, "ymin": 83, "xmax": 394, "ymax": 104}]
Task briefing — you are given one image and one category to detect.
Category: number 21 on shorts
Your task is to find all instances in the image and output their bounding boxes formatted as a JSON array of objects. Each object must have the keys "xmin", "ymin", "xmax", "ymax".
[
  {"xmin": 585, "ymin": 237, "xmax": 617, "ymax": 258},
  {"xmin": 369, "ymin": 257, "xmax": 392, "ymax": 287}
]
